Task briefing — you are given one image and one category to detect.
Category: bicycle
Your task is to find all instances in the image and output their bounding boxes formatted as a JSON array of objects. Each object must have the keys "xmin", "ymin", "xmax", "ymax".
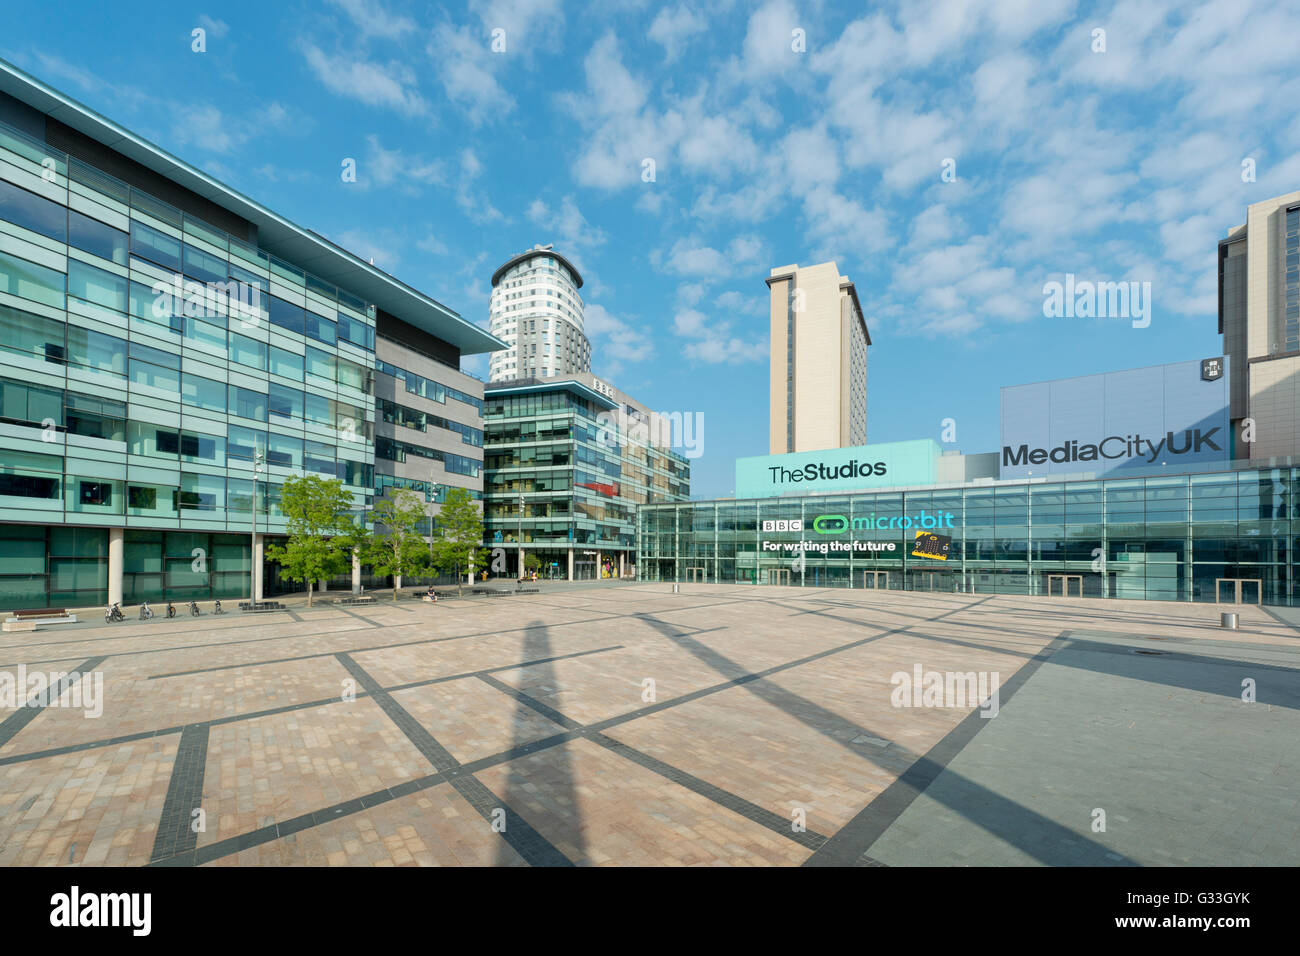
[
  {"xmin": 104, "ymin": 603, "xmax": 125, "ymax": 623},
  {"xmin": 189, "ymin": 600, "xmax": 200, "ymax": 616},
  {"xmin": 213, "ymin": 600, "xmax": 224, "ymax": 614},
  {"xmin": 165, "ymin": 602, "xmax": 176, "ymax": 619},
  {"xmin": 139, "ymin": 602, "xmax": 154, "ymax": 621}
]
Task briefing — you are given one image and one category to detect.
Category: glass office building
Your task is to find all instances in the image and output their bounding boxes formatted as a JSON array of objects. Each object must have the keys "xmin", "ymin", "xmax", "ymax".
[
  {"xmin": 639, "ymin": 462, "xmax": 1300, "ymax": 606},
  {"xmin": 484, "ymin": 376, "xmax": 690, "ymax": 579},
  {"xmin": 0, "ymin": 60, "xmax": 502, "ymax": 609}
]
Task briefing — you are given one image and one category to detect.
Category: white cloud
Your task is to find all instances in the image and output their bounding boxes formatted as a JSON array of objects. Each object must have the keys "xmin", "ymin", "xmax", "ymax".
[
  {"xmin": 325, "ymin": 0, "xmax": 416, "ymax": 38},
  {"xmin": 648, "ymin": 5, "xmax": 707, "ymax": 61},
  {"xmin": 430, "ymin": 23, "xmax": 514, "ymax": 123},
  {"xmin": 301, "ymin": 43, "xmax": 428, "ymax": 115}
]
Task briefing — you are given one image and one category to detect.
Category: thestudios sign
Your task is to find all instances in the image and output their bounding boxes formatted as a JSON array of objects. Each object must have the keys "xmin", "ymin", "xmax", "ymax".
[{"xmin": 736, "ymin": 439, "xmax": 940, "ymax": 498}]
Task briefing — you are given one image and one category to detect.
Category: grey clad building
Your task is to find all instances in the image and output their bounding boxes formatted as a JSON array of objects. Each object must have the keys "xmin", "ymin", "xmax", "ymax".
[{"xmin": 0, "ymin": 60, "xmax": 503, "ymax": 610}]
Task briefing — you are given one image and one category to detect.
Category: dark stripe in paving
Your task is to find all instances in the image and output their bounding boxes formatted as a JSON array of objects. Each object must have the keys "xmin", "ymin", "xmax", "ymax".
[
  {"xmin": 0, "ymin": 645, "xmax": 622, "ymax": 767},
  {"xmin": 336, "ymin": 652, "xmax": 573, "ymax": 867},
  {"xmin": 149, "ymin": 598, "xmax": 999, "ymax": 868},
  {"xmin": 803, "ymin": 631, "xmax": 1089, "ymax": 867},
  {"xmin": 589, "ymin": 732, "xmax": 829, "ymax": 851},
  {"xmin": 0, "ymin": 657, "xmax": 105, "ymax": 750},
  {"xmin": 477, "ymin": 674, "xmax": 583, "ymax": 730},
  {"xmin": 149, "ymin": 723, "xmax": 209, "ymax": 862}
]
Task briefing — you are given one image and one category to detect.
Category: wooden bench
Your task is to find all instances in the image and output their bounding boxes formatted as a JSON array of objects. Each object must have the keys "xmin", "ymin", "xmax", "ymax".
[{"xmin": 4, "ymin": 608, "xmax": 77, "ymax": 631}]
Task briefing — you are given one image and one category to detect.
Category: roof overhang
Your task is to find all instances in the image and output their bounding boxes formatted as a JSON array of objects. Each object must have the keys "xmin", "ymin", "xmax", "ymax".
[
  {"xmin": 0, "ymin": 57, "xmax": 505, "ymax": 356},
  {"xmin": 485, "ymin": 378, "xmax": 617, "ymax": 410},
  {"xmin": 491, "ymin": 248, "xmax": 584, "ymax": 289}
]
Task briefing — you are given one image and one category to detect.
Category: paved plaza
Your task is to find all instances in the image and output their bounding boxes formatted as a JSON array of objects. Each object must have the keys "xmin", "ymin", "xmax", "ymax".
[{"xmin": 0, "ymin": 583, "xmax": 1297, "ymax": 867}]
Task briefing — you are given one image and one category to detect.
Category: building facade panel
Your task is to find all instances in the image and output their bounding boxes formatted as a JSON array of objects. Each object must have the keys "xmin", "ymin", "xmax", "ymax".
[{"xmin": 640, "ymin": 463, "xmax": 1300, "ymax": 606}]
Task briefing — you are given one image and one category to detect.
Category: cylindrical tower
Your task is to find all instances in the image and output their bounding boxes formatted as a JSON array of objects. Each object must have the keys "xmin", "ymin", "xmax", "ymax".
[{"xmin": 488, "ymin": 244, "xmax": 590, "ymax": 382}]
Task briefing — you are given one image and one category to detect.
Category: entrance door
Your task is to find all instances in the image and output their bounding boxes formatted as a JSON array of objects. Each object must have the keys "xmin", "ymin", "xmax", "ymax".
[
  {"xmin": 1047, "ymin": 574, "xmax": 1083, "ymax": 597},
  {"xmin": 767, "ymin": 568, "xmax": 791, "ymax": 586},
  {"xmin": 863, "ymin": 570, "xmax": 891, "ymax": 590},
  {"xmin": 909, "ymin": 571, "xmax": 954, "ymax": 592},
  {"xmin": 1216, "ymin": 578, "xmax": 1262, "ymax": 604},
  {"xmin": 684, "ymin": 567, "xmax": 706, "ymax": 583}
]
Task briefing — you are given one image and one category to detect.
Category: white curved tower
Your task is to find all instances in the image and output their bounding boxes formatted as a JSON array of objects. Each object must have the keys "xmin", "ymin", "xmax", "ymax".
[{"xmin": 488, "ymin": 244, "xmax": 590, "ymax": 382}]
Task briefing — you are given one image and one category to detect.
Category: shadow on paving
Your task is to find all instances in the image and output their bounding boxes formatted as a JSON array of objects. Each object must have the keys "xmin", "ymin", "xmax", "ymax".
[
  {"xmin": 631, "ymin": 611, "xmax": 1134, "ymax": 867},
  {"xmin": 494, "ymin": 621, "xmax": 586, "ymax": 866}
]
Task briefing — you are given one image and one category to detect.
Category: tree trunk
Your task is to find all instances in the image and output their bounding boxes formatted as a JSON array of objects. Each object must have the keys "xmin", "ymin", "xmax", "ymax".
[
  {"xmin": 307, "ymin": 580, "xmax": 313, "ymax": 608},
  {"xmin": 394, "ymin": 573, "xmax": 402, "ymax": 601}
]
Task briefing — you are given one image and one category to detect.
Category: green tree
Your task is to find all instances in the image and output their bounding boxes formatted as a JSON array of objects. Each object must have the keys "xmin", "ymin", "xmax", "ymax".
[
  {"xmin": 363, "ymin": 489, "xmax": 430, "ymax": 600},
  {"xmin": 265, "ymin": 475, "xmax": 355, "ymax": 607},
  {"xmin": 524, "ymin": 552, "xmax": 542, "ymax": 575},
  {"xmin": 433, "ymin": 487, "xmax": 488, "ymax": 596}
]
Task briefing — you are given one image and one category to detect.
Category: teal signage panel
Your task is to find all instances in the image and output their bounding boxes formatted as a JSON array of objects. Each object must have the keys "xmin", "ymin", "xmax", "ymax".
[{"xmin": 735, "ymin": 439, "xmax": 940, "ymax": 498}]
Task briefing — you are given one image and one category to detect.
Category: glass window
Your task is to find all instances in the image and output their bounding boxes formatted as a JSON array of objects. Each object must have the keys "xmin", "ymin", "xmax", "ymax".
[
  {"xmin": 269, "ymin": 383, "xmax": 303, "ymax": 421},
  {"xmin": 182, "ymin": 243, "xmax": 227, "ymax": 284},
  {"xmin": 67, "ymin": 259, "xmax": 128, "ymax": 312},
  {"xmin": 129, "ymin": 342, "xmax": 181, "ymax": 392},
  {"xmin": 129, "ymin": 221, "xmax": 181, "ymax": 272},
  {"xmin": 305, "ymin": 346, "xmax": 336, "ymax": 381},
  {"xmin": 267, "ymin": 295, "xmax": 304, "ymax": 335},
  {"xmin": 181, "ymin": 372, "xmax": 226, "ymax": 412},
  {"xmin": 229, "ymin": 333, "xmax": 267, "ymax": 370},
  {"xmin": 68, "ymin": 210, "xmax": 128, "ymax": 265},
  {"xmin": 337, "ymin": 312, "xmax": 373, "ymax": 350},
  {"xmin": 178, "ymin": 473, "xmax": 224, "ymax": 512},
  {"xmin": 0, "ymin": 303, "xmax": 65, "ymax": 364},
  {"xmin": 269, "ymin": 346, "xmax": 304, "ymax": 380},
  {"xmin": 304, "ymin": 440, "xmax": 338, "ymax": 477},
  {"xmin": 305, "ymin": 392, "xmax": 332, "ymax": 426},
  {"xmin": 66, "ymin": 326, "xmax": 127, "ymax": 377},
  {"xmin": 304, "ymin": 310, "xmax": 337, "ymax": 345},
  {"xmin": 266, "ymin": 433, "xmax": 302, "ymax": 469},
  {"xmin": 127, "ymin": 481, "xmax": 178, "ymax": 518},
  {"xmin": 227, "ymin": 425, "xmax": 266, "ymax": 460},
  {"xmin": 128, "ymin": 421, "xmax": 178, "ymax": 458},
  {"xmin": 337, "ymin": 356, "xmax": 369, "ymax": 391},
  {"xmin": 184, "ymin": 314, "xmax": 226, "ymax": 350},
  {"xmin": 0, "ymin": 377, "xmax": 63, "ymax": 426},
  {"xmin": 0, "ymin": 249, "xmax": 65, "ymax": 308},
  {"xmin": 228, "ymin": 385, "xmax": 268, "ymax": 421},
  {"xmin": 65, "ymin": 392, "xmax": 126, "ymax": 442},
  {"xmin": 129, "ymin": 279, "xmax": 184, "ymax": 334},
  {"xmin": 180, "ymin": 430, "xmax": 225, "ymax": 464},
  {"xmin": 0, "ymin": 178, "xmax": 66, "ymax": 241}
]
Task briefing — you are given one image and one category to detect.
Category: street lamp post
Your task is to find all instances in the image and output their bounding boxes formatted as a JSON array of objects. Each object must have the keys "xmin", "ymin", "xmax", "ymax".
[
  {"xmin": 428, "ymin": 473, "xmax": 439, "ymax": 584},
  {"xmin": 250, "ymin": 449, "xmax": 264, "ymax": 610},
  {"xmin": 518, "ymin": 489, "xmax": 526, "ymax": 581}
]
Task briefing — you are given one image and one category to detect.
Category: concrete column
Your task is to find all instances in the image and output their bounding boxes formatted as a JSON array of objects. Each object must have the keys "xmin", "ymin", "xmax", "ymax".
[
  {"xmin": 320, "ymin": 578, "xmax": 329, "ymax": 592},
  {"xmin": 352, "ymin": 549, "xmax": 361, "ymax": 594},
  {"xmin": 253, "ymin": 534, "xmax": 264, "ymax": 601},
  {"xmin": 567, "ymin": 548, "xmax": 574, "ymax": 581},
  {"xmin": 618, "ymin": 552, "xmax": 625, "ymax": 578},
  {"xmin": 107, "ymin": 527, "xmax": 124, "ymax": 606}
]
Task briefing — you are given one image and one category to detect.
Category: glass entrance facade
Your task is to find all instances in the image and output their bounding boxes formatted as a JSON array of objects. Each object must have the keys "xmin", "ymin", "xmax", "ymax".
[{"xmin": 638, "ymin": 464, "xmax": 1300, "ymax": 606}]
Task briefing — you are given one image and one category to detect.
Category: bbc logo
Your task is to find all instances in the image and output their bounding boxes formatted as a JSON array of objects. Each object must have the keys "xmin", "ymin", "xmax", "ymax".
[{"xmin": 762, "ymin": 520, "xmax": 803, "ymax": 532}]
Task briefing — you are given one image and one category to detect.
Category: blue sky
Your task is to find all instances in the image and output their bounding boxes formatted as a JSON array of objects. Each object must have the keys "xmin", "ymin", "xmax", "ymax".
[{"xmin": 6, "ymin": 1, "xmax": 1299, "ymax": 497}]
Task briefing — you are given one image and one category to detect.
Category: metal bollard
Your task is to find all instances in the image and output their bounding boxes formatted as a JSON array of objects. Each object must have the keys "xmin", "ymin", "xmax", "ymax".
[
  {"xmin": 1221, "ymin": 611, "xmax": 1239, "ymax": 630},
  {"xmin": 672, "ymin": 583, "xmax": 680, "ymax": 593}
]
